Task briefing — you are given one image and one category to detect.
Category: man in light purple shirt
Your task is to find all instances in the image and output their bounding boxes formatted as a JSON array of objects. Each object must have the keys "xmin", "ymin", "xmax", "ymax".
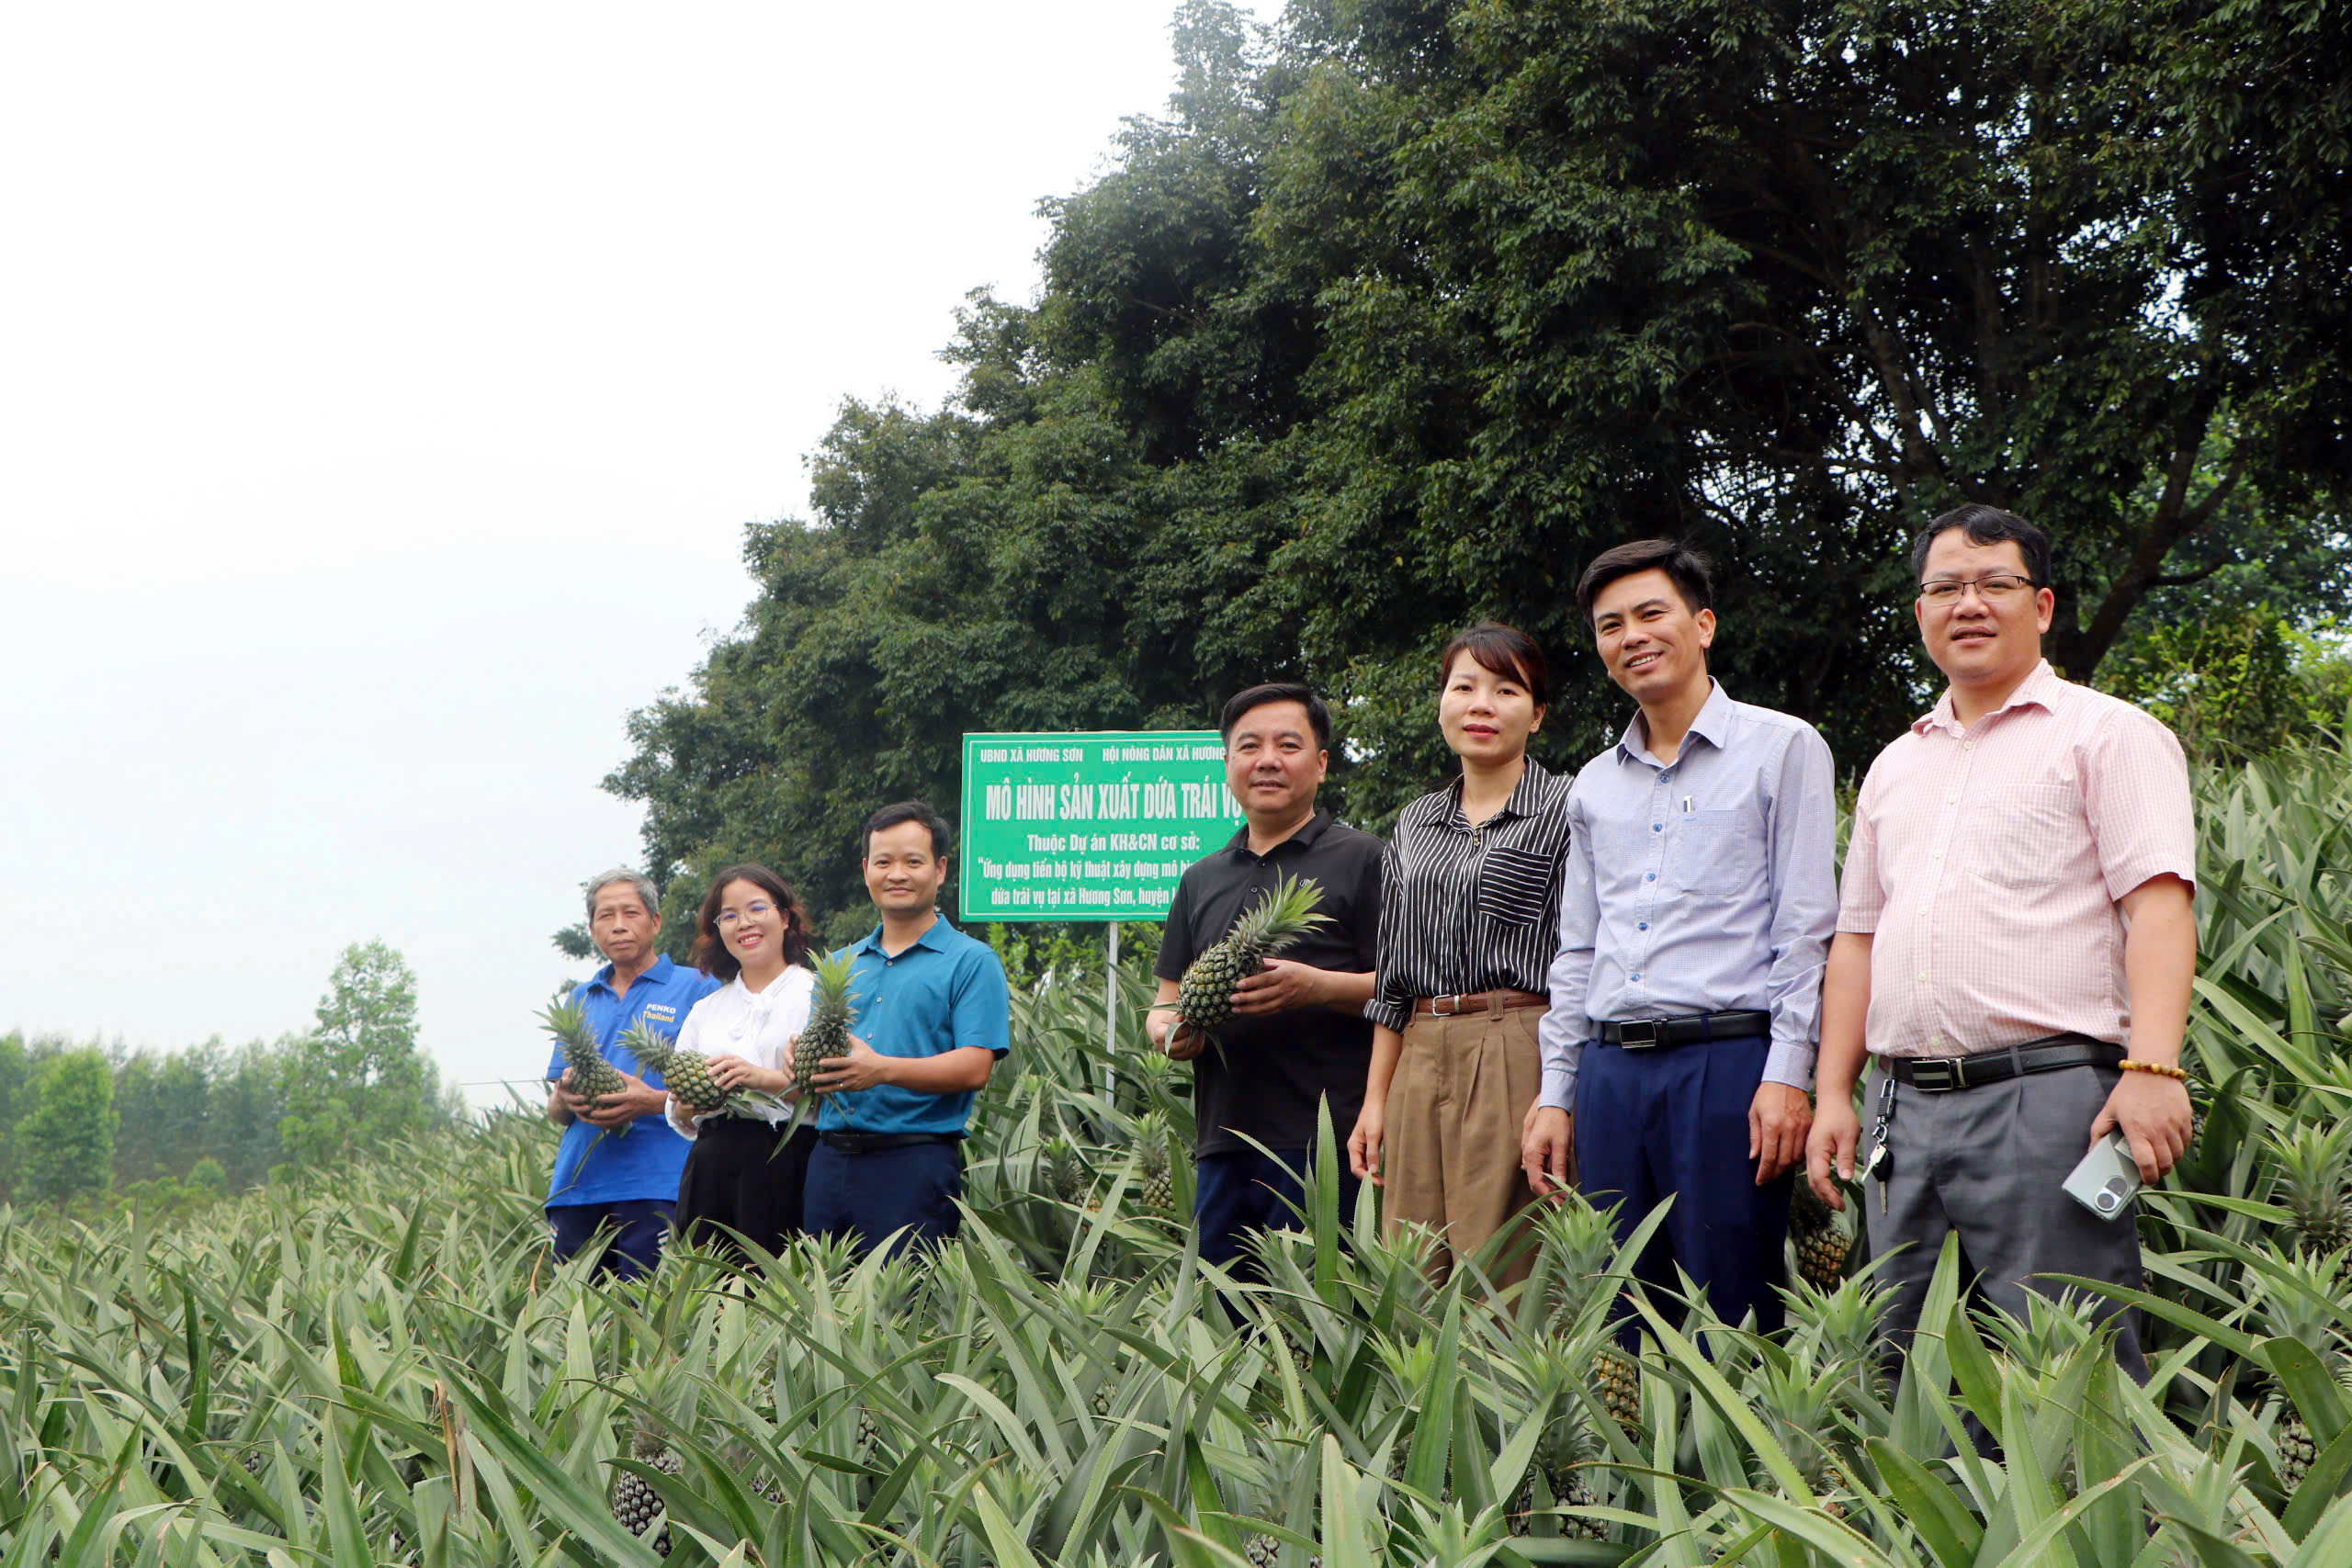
[{"xmin": 1521, "ymin": 539, "xmax": 1838, "ymax": 1337}]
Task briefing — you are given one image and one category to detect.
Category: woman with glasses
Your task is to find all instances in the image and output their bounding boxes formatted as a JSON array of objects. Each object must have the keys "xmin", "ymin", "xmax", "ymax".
[
  {"xmin": 1349, "ymin": 622, "xmax": 1574, "ymax": 1287},
  {"xmin": 666, "ymin": 862, "xmax": 820, "ymax": 1265}
]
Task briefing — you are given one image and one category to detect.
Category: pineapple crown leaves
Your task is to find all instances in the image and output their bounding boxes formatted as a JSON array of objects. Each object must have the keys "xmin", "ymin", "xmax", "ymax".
[
  {"xmin": 810, "ymin": 949, "xmax": 861, "ymax": 1009},
  {"xmin": 539, "ymin": 992, "xmax": 597, "ymax": 1052},
  {"xmin": 616, "ymin": 1021, "xmax": 675, "ymax": 1076},
  {"xmin": 1227, "ymin": 873, "xmax": 1332, "ymax": 952}
]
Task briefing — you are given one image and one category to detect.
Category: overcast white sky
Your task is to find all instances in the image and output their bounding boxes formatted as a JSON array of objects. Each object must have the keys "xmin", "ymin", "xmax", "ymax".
[{"xmin": 2, "ymin": 1, "xmax": 1277, "ymax": 1105}]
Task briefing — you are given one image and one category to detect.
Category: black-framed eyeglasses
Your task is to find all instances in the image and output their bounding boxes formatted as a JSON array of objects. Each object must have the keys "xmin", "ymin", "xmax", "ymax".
[{"xmin": 1917, "ymin": 573, "xmax": 2038, "ymax": 604}]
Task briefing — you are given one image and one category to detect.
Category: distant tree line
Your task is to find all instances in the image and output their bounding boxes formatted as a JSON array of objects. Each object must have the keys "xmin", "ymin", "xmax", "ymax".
[
  {"xmin": 1, "ymin": 940, "xmax": 462, "ymax": 1216},
  {"xmin": 599, "ymin": 0, "xmax": 2351, "ymax": 939}
]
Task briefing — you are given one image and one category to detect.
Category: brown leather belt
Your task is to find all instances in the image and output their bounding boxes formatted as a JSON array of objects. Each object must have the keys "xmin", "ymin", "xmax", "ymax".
[{"xmin": 1412, "ymin": 989, "xmax": 1547, "ymax": 1016}]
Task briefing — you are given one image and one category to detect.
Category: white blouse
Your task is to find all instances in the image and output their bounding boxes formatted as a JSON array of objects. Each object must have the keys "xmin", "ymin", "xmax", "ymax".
[{"xmin": 663, "ymin": 965, "xmax": 816, "ymax": 1136}]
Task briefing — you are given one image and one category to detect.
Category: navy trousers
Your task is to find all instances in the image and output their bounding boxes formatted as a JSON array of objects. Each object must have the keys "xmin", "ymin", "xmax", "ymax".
[
  {"xmin": 1195, "ymin": 1145, "xmax": 1363, "ymax": 1280},
  {"xmin": 1574, "ymin": 1034, "xmax": 1791, "ymax": 1341},
  {"xmin": 547, "ymin": 1199, "xmax": 674, "ymax": 1280},
  {"xmin": 802, "ymin": 1142, "xmax": 963, "ymax": 1260}
]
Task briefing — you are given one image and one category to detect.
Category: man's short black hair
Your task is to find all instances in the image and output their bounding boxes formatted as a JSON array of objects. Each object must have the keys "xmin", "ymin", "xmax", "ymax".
[
  {"xmin": 1575, "ymin": 538, "xmax": 1716, "ymax": 623},
  {"xmin": 864, "ymin": 799, "xmax": 952, "ymax": 860},
  {"xmin": 1911, "ymin": 503, "xmax": 2052, "ymax": 587},
  {"xmin": 1219, "ymin": 682, "xmax": 1332, "ymax": 750}
]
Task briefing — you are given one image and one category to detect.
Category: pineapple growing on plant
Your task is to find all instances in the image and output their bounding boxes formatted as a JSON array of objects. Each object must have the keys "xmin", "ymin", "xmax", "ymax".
[
  {"xmin": 1590, "ymin": 1343, "xmax": 1642, "ymax": 1430},
  {"xmin": 1174, "ymin": 874, "xmax": 1330, "ymax": 1055},
  {"xmin": 2270, "ymin": 1122, "xmax": 2352, "ymax": 1264},
  {"xmin": 2247, "ymin": 1248, "xmax": 2351, "ymax": 1497},
  {"xmin": 1135, "ymin": 1113, "xmax": 1178, "ymax": 1221},
  {"xmin": 1040, "ymin": 1137, "xmax": 1093, "ymax": 1208},
  {"xmin": 611, "ymin": 1421, "xmax": 683, "ymax": 1551},
  {"xmin": 544, "ymin": 994, "xmax": 632, "ymax": 1134}
]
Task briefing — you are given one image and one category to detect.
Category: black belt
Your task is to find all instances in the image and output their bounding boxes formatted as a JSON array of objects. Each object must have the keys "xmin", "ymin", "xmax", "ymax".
[
  {"xmin": 1601, "ymin": 1010, "xmax": 1771, "ymax": 1049},
  {"xmin": 1886, "ymin": 1034, "xmax": 2121, "ymax": 1092},
  {"xmin": 819, "ymin": 1130, "xmax": 962, "ymax": 1154}
]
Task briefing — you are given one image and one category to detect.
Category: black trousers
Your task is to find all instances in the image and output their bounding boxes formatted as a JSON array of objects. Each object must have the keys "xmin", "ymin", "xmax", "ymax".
[{"xmin": 676, "ymin": 1118, "xmax": 818, "ymax": 1268}]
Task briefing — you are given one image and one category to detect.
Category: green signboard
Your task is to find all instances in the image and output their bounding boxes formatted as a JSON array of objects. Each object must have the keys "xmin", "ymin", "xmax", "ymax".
[{"xmin": 959, "ymin": 730, "xmax": 1238, "ymax": 921}]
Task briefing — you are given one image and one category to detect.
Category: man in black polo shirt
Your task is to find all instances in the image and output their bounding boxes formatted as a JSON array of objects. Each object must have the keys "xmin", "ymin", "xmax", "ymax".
[{"xmin": 1147, "ymin": 682, "xmax": 1384, "ymax": 1277}]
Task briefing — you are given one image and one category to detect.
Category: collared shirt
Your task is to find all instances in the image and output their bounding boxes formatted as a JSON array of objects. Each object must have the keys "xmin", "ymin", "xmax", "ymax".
[
  {"xmin": 1155, "ymin": 809, "xmax": 1385, "ymax": 1156},
  {"xmin": 820, "ymin": 915, "xmax": 1012, "ymax": 1135},
  {"xmin": 1537, "ymin": 682, "xmax": 1838, "ymax": 1108},
  {"xmin": 662, "ymin": 966, "xmax": 816, "ymax": 1137},
  {"xmin": 1367, "ymin": 759, "xmax": 1574, "ymax": 1033},
  {"xmin": 1838, "ymin": 660, "xmax": 2195, "ymax": 1056},
  {"xmin": 542, "ymin": 954, "xmax": 720, "ymax": 1209}
]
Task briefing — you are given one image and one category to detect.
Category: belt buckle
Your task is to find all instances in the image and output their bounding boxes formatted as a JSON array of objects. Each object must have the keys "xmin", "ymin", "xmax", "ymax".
[
  {"xmin": 1431, "ymin": 993, "xmax": 1463, "ymax": 1018},
  {"xmin": 1617, "ymin": 1018, "xmax": 1664, "ymax": 1051},
  {"xmin": 1910, "ymin": 1056, "xmax": 1965, "ymax": 1093}
]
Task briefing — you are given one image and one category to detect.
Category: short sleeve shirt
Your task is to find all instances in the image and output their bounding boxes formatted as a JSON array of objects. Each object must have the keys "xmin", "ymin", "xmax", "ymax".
[
  {"xmin": 820, "ymin": 916, "xmax": 1012, "ymax": 1136},
  {"xmin": 543, "ymin": 954, "xmax": 720, "ymax": 1209},
  {"xmin": 1838, "ymin": 661, "xmax": 2196, "ymax": 1055},
  {"xmin": 1153, "ymin": 811, "xmax": 1385, "ymax": 1157}
]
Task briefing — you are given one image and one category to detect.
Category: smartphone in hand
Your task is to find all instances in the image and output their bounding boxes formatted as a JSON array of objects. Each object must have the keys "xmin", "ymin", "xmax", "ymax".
[{"xmin": 2064, "ymin": 1131, "xmax": 2143, "ymax": 1221}]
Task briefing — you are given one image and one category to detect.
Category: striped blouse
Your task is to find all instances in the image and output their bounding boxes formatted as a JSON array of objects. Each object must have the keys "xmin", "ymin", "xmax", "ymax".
[{"xmin": 1367, "ymin": 758, "xmax": 1576, "ymax": 1032}]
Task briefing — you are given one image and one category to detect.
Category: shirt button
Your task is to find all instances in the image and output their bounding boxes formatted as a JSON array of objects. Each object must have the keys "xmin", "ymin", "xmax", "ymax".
[
  {"xmin": 1631, "ymin": 973, "xmax": 1642, "ymax": 982},
  {"xmin": 1963, "ymin": 742, "xmax": 1975, "ymax": 751},
  {"xmin": 1646, "ymin": 872, "xmax": 1657, "ymax": 881},
  {"xmin": 1637, "ymin": 921, "xmax": 1648, "ymax": 931},
  {"xmin": 1931, "ymin": 848, "xmax": 1943, "ymax": 859},
  {"xmin": 1652, "ymin": 823, "xmax": 1662, "ymax": 832},
  {"xmin": 1917, "ymin": 971, "xmax": 1928, "ymax": 982},
  {"xmin": 1946, "ymin": 792, "xmax": 1959, "ymax": 804}
]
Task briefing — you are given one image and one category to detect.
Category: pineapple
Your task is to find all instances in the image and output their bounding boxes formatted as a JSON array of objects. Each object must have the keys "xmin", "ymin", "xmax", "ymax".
[
  {"xmin": 610, "ymin": 1423, "xmax": 682, "ymax": 1545},
  {"xmin": 545, "ymin": 994, "xmax": 630, "ymax": 1131},
  {"xmin": 1590, "ymin": 1343, "xmax": 1642, "ymax": 1429},
  {"xmin": 793, "ymin": 952, "xmax": 860, "ymax": 1108},
  {"xmin": 1528, "ymin": 1410, "xmax": 1609, "ymax": 1540},
  {"xmin": 2270, "ymin": 1122, "xmax": 2352, "ymax": 1263},
  {"xmin": 1136, "ymin": 1114, "xmax": 1178, "ymax": 1222},
  {"xmin": 2248, "ymin": 1248, "xmax": 2350, "ymax": 1497},
  {"xmin": 1041, "ymin": 1138, "xmax": 1092, "ymax": 1207},
  {"xmin": 1174, "ymin": 875, "xmax": 1330, "ymax": 1055},
  {"xmin": 619, "ymin": 1021, "xmax": 751, "ymax": 1120},
  {"xmin": 1789, "ymin": 1179, "xmax": 1853, "ymax": 1290}
]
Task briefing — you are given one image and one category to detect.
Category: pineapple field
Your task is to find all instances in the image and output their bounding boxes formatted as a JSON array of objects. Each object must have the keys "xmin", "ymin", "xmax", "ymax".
[{"xmin": 6, "ymin": 744, "xmax": 2351, "ymax": 1566}]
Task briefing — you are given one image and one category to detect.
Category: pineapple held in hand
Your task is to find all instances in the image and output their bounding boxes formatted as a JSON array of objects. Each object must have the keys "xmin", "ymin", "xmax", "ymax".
[
  {"xmin": 620, "ymin": 1022, "xmax": 750, "ymax": 1120},
  {"xmin": 1175, "ymin": 874, "xmax": 1330, "ymax": 1056},
  {"xmin": 544, "ymin": 994, "xmax": 631, "ymax": 1134},
  {"xmin": 792, "ymin": 952, "xmax": 860, "ymax": 1107}
]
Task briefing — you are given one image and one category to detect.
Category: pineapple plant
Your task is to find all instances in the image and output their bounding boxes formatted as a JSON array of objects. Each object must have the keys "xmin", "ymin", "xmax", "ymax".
[
  {"xmin": 2246, "ymin": 1247, "xmax": 2351, "ymax": 1497},
  {"xmin": 790, "ymin": 951, "xmax": 861, "ymax": 1115},
  {"xmin": 1040, "ymin": 1137, "xmax": 1093, "ymax": 1207},
  {"xmin": 1173, "ymin": 874, "xmax": 1330, "ymax": 1055},
  {"xmin": 1789, "ymin": 1179, "xmax": 1853, "ymax": 1290},
  {"xmin": 2270, "ymin": 1122, "xmax": 2352, "ymax": 1264},
  {"xmin": 544, "ymin": 993, "xmax": 631, "ymax": 1133}
]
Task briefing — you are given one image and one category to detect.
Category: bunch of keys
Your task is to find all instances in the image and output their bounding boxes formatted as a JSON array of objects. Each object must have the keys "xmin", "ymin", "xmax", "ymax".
[{"xmin": 1859, "ymin": 1075, "xmax": 1894, "ymax": 1212}]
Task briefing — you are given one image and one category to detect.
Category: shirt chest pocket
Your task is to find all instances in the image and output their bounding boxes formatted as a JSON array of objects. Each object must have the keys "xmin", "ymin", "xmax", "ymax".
[
  {"xmin": 1476, "ymin": 840, "xmax": 1563, "ymax": 928},
  {"xmin": 1672, "ymin": 808, "xmax": 1767, "ymax": 895},
  {"xmin": 1972, "ymin": 783, "xmax": 2084, "ymax": 892}
]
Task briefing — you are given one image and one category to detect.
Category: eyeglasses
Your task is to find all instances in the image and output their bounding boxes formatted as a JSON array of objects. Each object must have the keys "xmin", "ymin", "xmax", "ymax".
[
  {"xmin": 1917, "ymin": 573, "xmax": 2038, "ymax": 604},
  {"xmin": 717, "ymin": 900, "xmax": 775, "ymax": 926}
]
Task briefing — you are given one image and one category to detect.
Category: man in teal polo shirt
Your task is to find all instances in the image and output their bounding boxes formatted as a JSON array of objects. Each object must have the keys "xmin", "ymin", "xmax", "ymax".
[
  {"xmin": 545, "ymin": 868, "xmax": 718, "ymax": 1278},
  {"xmin": 796, "ymin": 801, "xmax": 1012, "ymax": 1258}
]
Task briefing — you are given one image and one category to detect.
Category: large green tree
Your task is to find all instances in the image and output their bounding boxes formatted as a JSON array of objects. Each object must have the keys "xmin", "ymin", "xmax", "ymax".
[
  {"xmin": 18, "ymin": 1051, "xmax": 118, "ymax": 1207},
  {"xmin": 278, "ymin": 942, "xmax": 443, "ymax": 1168},
  {"xmin": 610, "ymin": 0, "xmax": 2349, "ymax": 909}
]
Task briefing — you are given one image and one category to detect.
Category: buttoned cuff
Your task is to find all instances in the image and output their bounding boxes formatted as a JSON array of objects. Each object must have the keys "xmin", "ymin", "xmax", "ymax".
[
  {"xmin": 1763, "ymin": 1040, "xmax": 1817, "ymax": 1092},
  {"xmin": 1539, "ymin": 1043, "xmax": 1582, "ymax": 1111}
]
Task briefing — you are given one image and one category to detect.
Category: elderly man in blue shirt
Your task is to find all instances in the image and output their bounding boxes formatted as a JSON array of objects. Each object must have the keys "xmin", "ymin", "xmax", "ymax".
[
  {"xmin": 793, "ymin": 800, "xmax": 1012, "ymax": 1259},
  {"xmin": 1522, "ymin": 540, "xmax": 1838, "ymax": 1337},
  {"xmin": 545, "ymin": 868, "xmax": 718, "ymax": 1279}
]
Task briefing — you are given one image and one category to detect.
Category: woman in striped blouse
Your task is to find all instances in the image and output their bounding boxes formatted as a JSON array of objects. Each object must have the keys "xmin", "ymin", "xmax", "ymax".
[{"xmin": 1348, "ymin": 622, "xmax": 1573, "ymax": 1286}]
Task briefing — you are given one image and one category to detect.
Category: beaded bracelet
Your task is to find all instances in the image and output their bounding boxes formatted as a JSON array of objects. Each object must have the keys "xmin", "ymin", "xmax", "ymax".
[{"xmin": 2119, "ymin": 1059, "xmax": 2189, "ymax": 1081}]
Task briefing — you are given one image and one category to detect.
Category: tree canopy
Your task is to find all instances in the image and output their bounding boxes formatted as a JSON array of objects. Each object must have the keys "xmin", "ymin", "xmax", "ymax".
[{"xmin": 608, "ymin": 0, "xmax": 2350, "ymax": 934}]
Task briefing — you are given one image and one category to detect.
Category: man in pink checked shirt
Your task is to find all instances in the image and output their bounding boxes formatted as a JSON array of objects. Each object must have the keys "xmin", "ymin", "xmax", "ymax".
[{"xmin": 1805, "ymin": 504, "xmax": 2197, "ymax": 1381}]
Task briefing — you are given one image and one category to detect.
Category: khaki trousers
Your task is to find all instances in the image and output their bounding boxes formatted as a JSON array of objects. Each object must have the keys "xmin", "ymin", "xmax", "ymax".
[{"xmin": 1382, "ymin": 1000, "xmax": 1544, "ymax": 1287}]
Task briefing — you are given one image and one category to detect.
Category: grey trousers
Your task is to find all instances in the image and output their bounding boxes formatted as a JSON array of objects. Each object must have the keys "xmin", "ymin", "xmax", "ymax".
[{"xmin": 1866, "ymin": 1062, "xmax": 2147, "ymax": 1381}]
